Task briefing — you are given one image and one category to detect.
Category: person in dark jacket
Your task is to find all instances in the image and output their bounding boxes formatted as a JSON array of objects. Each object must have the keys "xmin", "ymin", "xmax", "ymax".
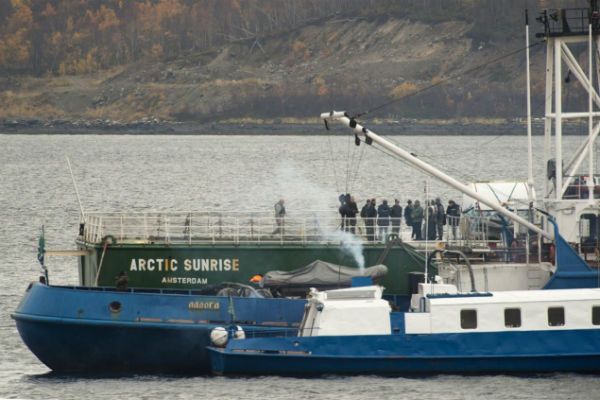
[
  {"xmin": 426, "ymin": 200, "xmax": 436, "ymax": 240},
  {"xmin": 405, "ymin": 200, "xmax": 414, "ymax": 238},
  {"xmin": 435, "ymin": 197, "xmax": 446, "ymax": 240},
  {"xmin": 338, "ymin": 193, "xmax": 350, "ymax": 231},
  {"xmin": 411, "ymin": 200, "xmax": 423, "ymax": 240},
  {"xmin": 446, "ymin": 199, "xmax": 461, "ymax": 239},
  {"xmin": 347, "ymin": 196, "xmax": 359, "ymax": 234},
  {"xmin": 366, "ymin": 198, "xmax": 378, "ymax": 241},
  {"xmin": 390, "ymin": 199, "xmax": 403, "ymax": 235},
  {"xmin": 377, "ymin": 199, "xmax": 391, "ymax": 241},
  {"xmin": 115, "ymin": 271, "xmax": 128, "ymax": 291},
  {"xmin": 361, "ymin": 199, "xmax": 373, "ymax": 241}
]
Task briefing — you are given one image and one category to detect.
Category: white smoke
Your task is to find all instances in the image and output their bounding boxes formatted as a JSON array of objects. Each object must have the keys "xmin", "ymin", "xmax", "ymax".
[
  {"xmin": 273, "ymin": 161, "xmax": 366, "ymax": 271},
  {"xmin": 329, "ymin": 229, "xmax": 366, "ymax": 272}
]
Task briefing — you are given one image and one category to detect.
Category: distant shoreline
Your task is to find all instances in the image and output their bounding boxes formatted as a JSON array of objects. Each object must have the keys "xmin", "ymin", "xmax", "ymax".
[{"xmin": 0, "ymin": 119, "xmax": 589, "ymax": 135}]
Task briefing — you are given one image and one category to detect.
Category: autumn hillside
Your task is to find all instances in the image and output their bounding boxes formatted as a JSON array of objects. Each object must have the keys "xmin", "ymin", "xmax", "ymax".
[{"xmin": 0, "ymin": 0, "xmax": 590, "ymax": 126}]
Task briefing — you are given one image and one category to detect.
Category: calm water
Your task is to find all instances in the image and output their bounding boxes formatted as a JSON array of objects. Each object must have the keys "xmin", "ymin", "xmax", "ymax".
[{"xmin": 1, "ymin": 133, "xmax": 599, "ymax": 399}]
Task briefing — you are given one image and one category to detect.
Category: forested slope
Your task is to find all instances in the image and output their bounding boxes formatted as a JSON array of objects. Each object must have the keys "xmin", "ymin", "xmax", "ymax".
[{"xmin": 0, "ymin": 0, "xmax": 590, "ymax": 124}]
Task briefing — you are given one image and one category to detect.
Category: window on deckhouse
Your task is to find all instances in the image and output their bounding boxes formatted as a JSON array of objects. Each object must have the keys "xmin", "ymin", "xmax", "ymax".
[
  {"xmin": 460, "ymin": 309, "xmax": 477, "ymax": 329},
  {"xmin": 548, "ymin": 307, "xmax": 565, "ymax": 327},
  {"xmin": 504, "ymin": 308, "xmax": 521, "ymax": 328},
  {"xmin": 592, "ymin": 306, "xmax": 600, "ymax": 325}
]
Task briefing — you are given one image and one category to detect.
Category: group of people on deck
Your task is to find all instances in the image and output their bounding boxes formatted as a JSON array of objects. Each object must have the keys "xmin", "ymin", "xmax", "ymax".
[{"xmin": 339, "ymin": 194, "xmax": 461, "ymax": 242}]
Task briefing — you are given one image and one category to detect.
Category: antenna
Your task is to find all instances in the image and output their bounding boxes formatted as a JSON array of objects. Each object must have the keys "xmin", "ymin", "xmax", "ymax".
[{"xmin": 66, "ymin": 156, "xmax": 85, "ymax": 223}]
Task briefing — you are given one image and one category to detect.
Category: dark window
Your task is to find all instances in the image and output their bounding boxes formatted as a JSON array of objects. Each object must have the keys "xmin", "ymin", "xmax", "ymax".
[
  {"xmin": 504, "ymin": 308, "xmax": 521, "ymax": 328},
  {"xmin": 548, "ymin": 307, "xmax": 565, "ymax": 327},
  {"xmin": 593, "ymin": 306, "xmax": 600, "ymax": 325},
  {"xmin": 460, "ymin": 309, "xmax": 477, "ymax": 329}
]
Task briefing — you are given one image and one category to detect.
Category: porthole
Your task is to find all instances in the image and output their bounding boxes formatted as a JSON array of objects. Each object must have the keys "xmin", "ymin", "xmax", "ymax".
[{"xmin": 109, "ymin": 301, "xmax": 122, "ymax": 313}]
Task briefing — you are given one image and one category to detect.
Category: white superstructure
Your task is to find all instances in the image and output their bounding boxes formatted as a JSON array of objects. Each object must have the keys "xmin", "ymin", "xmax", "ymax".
[
  {"xmin": 298, "ymin": 286, "xmax": 391, "ymax": 337},
  {"xmin": 406, "ymin": 285, "xmax": 600, "ymax": 334}
]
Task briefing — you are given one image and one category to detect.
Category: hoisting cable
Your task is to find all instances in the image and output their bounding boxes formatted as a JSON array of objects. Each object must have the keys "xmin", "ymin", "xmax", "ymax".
[
  {"xmin": 346, "ymin": 133, "xmax": 361, "ymax": 192},
  {"xmin": 350, "ymin": 39, "xmax": 546, "ymax": 120},
  {"xmin": 344, "ymin": 131, "xmax": 352, "ymax": 192},
  {"xmin": 326, "ymin": 130, "xmax": 341, "ymax": 193},
  {"xmin": 350, "ymin": 143, "xmax": 366, "ymax": 191}
]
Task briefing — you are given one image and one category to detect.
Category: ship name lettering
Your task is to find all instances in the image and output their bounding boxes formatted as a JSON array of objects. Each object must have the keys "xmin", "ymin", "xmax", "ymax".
[
  {"xmin": 188, "ymin": 301, "xmax": 220, "ymax": 311},
  {"xmin": 130, "ymin": 258, "xmax": 178, "ymax": 272},
  {"xmin": 182, "ymin": 258, "xmax": 239, "ymax": 272},
  {"xmin": 161, "ymin": 276, "xmax": 208, "ymax": 284}
]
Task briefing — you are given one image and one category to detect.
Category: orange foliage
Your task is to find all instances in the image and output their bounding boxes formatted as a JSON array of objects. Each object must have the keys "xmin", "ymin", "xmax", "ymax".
[
  {"xmin": 0, "ymin": 0, "xmax": 365, "ymax": 74},
  {"xmin": 314, "ymin": 76, "xmax": 328, "ymax": 97},
  {"xmin": 390, "ymin": 82, "xmax": 418, "ymax": 98}
]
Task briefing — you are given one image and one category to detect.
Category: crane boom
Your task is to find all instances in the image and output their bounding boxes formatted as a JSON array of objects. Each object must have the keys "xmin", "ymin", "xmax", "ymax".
[{"xmin": 320, "ymin": 111, "xmax": 553, "ymax": 241}]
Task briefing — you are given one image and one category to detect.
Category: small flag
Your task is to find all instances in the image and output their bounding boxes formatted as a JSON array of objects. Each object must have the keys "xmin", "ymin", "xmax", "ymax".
[{"xmin": 37, "ymin": 226, "xmax": 45, "ymax": 266}]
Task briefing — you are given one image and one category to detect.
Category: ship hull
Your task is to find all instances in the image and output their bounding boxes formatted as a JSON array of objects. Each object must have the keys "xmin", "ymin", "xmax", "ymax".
[
  {"xmin": 12, "ymin": 283, "xmax": 305, "ymax": 373},
  {"xmin": 78, "ymin": 242, "xmax": 425, "ymax": 295},
  {"xmin": 15, "ymin": 315, "xmax": 214, "ymax": 373},
  {"xmin": 208, "ymin": 330, "xmax": 600, "ymax": 376}
]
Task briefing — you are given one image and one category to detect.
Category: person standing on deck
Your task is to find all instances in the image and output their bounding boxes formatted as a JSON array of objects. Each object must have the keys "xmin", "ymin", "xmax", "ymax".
[
  {"xmin": 405, "ymin": 200, "xmax": 414, "ymax": 239},
  {"xmin": 361, "ymin": 199, "xmax": 373, "ymax": 241},
  {"xmin": 427, "ymin": 200, "xmax": 436, "ymax": 241},
  {"xmin": 377, "ymin": 200, "xmax": 391, "ymax": 242},
  {"xmin": 367, "ymin": 199, "xmax": 378, "ymax": 241},
  {"xmin": 339, "ymin": 194, "xmax": 350, "ymax": 232},
  {"xmin": 390, "ymin": 199, "xmax": 403, "ymax": 235},
  {"xmin": 446, "ymin": 200, "xmax": 461, "ymax": 239},
  {"xmin": 411, "ymin": 200, "xmax": 423, "ymax": 240},
  {"xmin": 347, "ymin": 196, "xmax": 358, "ymax": 234},
  {"xmin": 272, "ymin": 199, "xmax": 286, "ymax": 235},
  {"xmin": 435, "ymin": 197, "xmax": 446, "ymax": 240}
]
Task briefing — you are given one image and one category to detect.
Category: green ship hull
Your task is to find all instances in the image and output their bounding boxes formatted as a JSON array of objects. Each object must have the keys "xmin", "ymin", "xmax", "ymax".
[{"xmin": 77, "ymin": 241, "xmax": 425, "ymax": 295}]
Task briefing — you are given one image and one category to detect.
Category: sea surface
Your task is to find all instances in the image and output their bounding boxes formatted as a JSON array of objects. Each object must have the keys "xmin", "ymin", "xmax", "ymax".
[{"xmin": 1, "ymin": 133, "xmax": 600, "ymax": 399}]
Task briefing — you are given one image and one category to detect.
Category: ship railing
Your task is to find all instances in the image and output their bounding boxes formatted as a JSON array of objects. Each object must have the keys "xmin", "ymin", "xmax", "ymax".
[
  {"xmin": 537, "ymin": 8, "xmax": 598, "ymax": 37},
  {"xmin": 562, "ymin": 174, "xmax": 600, "ymax": 200},
  {"xmin": 81, "ymin": 211, "xmax": 497, "ymax": 247}
]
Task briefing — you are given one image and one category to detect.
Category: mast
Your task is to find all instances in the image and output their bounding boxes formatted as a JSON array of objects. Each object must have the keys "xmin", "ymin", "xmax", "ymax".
[
  {"xmin": 526, "ymin": 9, "xmax": 534, "ymax": 191},
  {"xmin": 66, "ymin": 156, "xmax": 85, "ymax": 223},
  {"xmin": 537, "ymin": 2, "xmax": 600, "ymax": 244},
  {"xmin": 588, "ymin": 21, "xmax": 595, "ymax": 202},
  {"xmin": 320, "ymin": 111, "xmax": 553, "ymax": 241}
]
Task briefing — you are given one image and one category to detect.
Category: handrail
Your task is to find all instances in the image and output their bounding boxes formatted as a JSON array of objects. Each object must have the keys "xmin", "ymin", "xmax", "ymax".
[{"xmin": 79, "ymin": 210, "xmax": 531, "ymax": 248}]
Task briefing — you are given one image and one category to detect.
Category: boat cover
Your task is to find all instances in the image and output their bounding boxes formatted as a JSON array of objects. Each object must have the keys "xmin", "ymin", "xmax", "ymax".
[{"xmin": 262, "ymin": 260, "xmax": 388, "ymax": 290}]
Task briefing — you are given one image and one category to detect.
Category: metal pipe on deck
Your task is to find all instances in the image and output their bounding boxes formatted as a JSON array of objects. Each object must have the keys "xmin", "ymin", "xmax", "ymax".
[{"xmin": 320, "ymin": 111, "xmax": 554, "ymax": 241}]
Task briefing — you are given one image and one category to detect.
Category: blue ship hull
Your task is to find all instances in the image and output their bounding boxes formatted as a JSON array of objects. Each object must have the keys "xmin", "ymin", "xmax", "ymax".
[
  {"xmin": 12, "ymin": 283, "xmax": 306, "ymax": 373},
  {"xmin": 208, "ymin": 328, "xmax": 600, "ymax": 375}
]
